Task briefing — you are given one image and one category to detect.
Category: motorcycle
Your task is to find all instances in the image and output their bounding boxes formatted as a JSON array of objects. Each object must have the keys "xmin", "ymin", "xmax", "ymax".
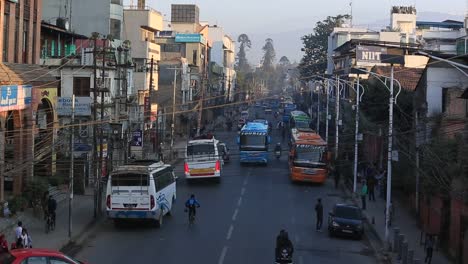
[
  {"xmin": 275, "ymin": 248, "xmax": 293, "ymax": 264},
  {"xmin": 275, "ymin": 150, "xmax": 281, "ymax": 159}
]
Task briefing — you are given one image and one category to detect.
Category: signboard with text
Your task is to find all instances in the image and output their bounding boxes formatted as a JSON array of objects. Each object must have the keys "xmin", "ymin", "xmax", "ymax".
[
  {"xmin": 132, "ymin": 130, "xmax": 143, "ymax": 147},
  {"xmin": 0, "ymin": 85, "xmax": 32, "ymax": 112},
  {"xmin": 356, "ymin": 45, "xmax": 388, "ymax": 64},
  {"xmin": 175, "ymin": 33, "xmax": 206, "ymax": 44},
  {"xmin": 57, "ymin": 97, "xmax": 92, "ymax": 116}
]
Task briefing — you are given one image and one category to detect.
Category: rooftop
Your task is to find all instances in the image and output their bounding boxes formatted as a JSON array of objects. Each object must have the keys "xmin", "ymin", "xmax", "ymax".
[{"xmin": 372, "ymin": 66, "xmax": 424, "ymax": 91}]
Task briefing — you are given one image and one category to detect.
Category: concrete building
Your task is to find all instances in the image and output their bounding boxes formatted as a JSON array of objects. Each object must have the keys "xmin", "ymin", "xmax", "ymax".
[
  {"xmin": 208, "ymin": 25, "xmax": 236, "ymax": 102},
  {"xmin": 0, "ymin": 0, "xmax": 42, "ymax": 64},
  {"xmin": 42, "ymin": 0, "xmax": 124, "ymax": 39},
  {"xmin": 416, "ymin": 20, "xmax": 465, "ymax": 55}
]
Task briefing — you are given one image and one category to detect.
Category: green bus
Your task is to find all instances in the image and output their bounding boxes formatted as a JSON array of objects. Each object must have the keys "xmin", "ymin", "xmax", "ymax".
[{"xmin": 289, "ymin": 110, "xmax": 311, "ymax": 130}]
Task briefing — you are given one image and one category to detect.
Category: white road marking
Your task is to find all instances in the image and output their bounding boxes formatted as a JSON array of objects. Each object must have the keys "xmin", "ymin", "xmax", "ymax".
[
  {"xmin": 218, "ymin": 246, "xmax": 228, "ymax": 264},
  {"xmin": 241, "ymin": 187, "xmax": 246, "ymax": 196},
  {"xmin": 226, "ymin": 225, "xmax": 234, "ymax": 240},
  {"xmin": 299, "ymin": 255, "xmax": 304, "ymax": 264},
  {"xmin": 237, "ymin": 197, "xmax": 243, "ymax": 207},
  {"xmin": 232, "ymin": 208, "xmax": 239, "ymax": 221}
]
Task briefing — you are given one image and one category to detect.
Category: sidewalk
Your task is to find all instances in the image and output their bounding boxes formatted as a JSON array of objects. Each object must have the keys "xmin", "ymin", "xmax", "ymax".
[
  {"xmin": 343, "ymin": 184, "xmax": 452, "ymax": 263},
  {"xmin": 0, "ymin": 188, "xmax": 97, "ymax": 250}
]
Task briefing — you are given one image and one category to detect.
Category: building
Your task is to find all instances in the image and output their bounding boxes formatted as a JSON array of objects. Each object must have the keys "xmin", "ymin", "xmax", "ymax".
[
  {"xmin": 0, "ymin": 0, "xmax": 42, "ymax": 64},
  {"xmin": 42, "ymin": 0, "xmax": 124, "ymax": 39},
  {"xmin": 416, "ymin": 20, "xmax": 465, "ymax": 55},
  {"xmin": 208, "ymin": 25, "xmax": 236, "ymax": 103}
]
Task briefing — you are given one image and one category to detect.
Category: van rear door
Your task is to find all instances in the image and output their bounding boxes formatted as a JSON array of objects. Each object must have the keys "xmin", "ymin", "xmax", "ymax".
[{"xmin": 109, "ymin": 173, "xmax": 151, "ymax": 210}]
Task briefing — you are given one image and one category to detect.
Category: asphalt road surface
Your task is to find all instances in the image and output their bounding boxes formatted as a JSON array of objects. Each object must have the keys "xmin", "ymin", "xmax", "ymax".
[{"xmin": 75, "ymin": 107, "xmax": 377, "ymax": 264}]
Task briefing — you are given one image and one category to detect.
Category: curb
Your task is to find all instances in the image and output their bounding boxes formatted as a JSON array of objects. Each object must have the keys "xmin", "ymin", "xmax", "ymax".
[
  {"xmin": 339, "ymin": 183, "xmax": 391, "ymax": 264},
  {"xmin": 60, "ymin": 214, "xmax": 107, "ymax": 257}
]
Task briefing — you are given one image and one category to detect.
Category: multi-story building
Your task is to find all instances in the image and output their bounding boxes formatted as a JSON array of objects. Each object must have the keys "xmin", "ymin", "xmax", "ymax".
[
  {"xmin": 208, "ymin": 25, "xmax": 236, "ymax": 103},
  {"xmin": 43, "ymin": 0, "xmax": 124, "ymax": 39},
  {"xmin": 0, "ymin": 0, "xmax": 42, "ymax": 64}
]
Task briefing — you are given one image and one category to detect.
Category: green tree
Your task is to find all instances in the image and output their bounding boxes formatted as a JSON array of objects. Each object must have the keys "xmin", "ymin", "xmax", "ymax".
[
  {"xmin": 261, "ymin": 38, "xmax": 276, "ymax": 72},
  {"xmin": 236, "ymin": 34, "xmax": 252, "ymax": 73},
  {"xmin": 299, "ymin": 14, "xmax": 350, "ymax": 80},
  {"xmin": 278, "ymin": 56, "xmax": 291, "ymax": 67}
]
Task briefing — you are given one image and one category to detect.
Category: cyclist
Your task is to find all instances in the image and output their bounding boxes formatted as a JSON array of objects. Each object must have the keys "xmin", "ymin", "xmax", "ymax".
[
  {"xmin": 47, "ymin": 195, "xmax": 57, "ymax": 229},
  {"xmin": 185, "ymin": 194, "xmax": 200, "ymax": 222},
  {"xmin": 275, "ymin": 229, "xmax": 294, "ymax": 261}
]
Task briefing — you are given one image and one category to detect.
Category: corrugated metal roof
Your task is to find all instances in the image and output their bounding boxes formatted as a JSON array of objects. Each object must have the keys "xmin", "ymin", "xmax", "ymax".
[{"xmin": 0, "ymin": 63, "xmax": 58, "ymax": 87}]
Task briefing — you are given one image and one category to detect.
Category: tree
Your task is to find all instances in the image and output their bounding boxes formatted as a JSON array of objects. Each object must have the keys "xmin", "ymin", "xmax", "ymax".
[
  {"xmin": 236, "ymin": 34, "xmax": 252, "ymax": 73},
  {"xmin": 261, "ymin": 38, "xmax": 276, "ymax": 72},
  {"xmin": 279, "ymin": 56, "xmax": 291, "ymax": 67},
  {"xmin": 299, "ymin": 14, "xmax": 350, "ymax": 80}
]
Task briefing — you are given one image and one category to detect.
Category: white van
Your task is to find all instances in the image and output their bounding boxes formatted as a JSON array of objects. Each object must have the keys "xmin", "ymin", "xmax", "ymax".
[
  {"xmin": 184, "ymin": 138, "xmax": 222, "ymax": 181},
  {"xmin": 106, "ymin": 160, "xmax": 176, "ymax": 227}
]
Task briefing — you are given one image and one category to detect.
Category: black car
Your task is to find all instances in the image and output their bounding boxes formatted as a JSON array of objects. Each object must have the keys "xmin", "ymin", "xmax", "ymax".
[{"xmin": 328, "ymin": 204, "xmax": 364, "ymax": 239}]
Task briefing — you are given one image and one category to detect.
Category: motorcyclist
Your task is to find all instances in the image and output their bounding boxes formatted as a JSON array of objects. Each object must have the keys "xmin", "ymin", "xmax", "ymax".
[
  {"xmin": 185, "ymin": 194, "xmax": 200, "ymax": 220},
  {"xmin": 274, "ymin": 143, "xmax": 282, "ymax": 157},
  {"xmin": 275, "ymin": 230, "xmax": 294, "ymax": 261}
]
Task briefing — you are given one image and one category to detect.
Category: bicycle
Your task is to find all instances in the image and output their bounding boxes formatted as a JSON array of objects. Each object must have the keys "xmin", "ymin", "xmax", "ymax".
[
  {"xmin": 185, "ymin": 205, "xmax": 199, "ymax": 226},
  {"xmin": 45, "ymin": 211, "xmax": 55, "ymax": 233}
]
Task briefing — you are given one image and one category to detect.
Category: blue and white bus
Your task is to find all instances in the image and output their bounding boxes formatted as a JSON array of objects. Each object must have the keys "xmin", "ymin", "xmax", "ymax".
[
  {"xmin": 237, "ymin": 122, "xmax": 271, "ymax": 164},
  {"xmin": 282, "ymin": 102, "xmax": 297, "ymax": 123}
]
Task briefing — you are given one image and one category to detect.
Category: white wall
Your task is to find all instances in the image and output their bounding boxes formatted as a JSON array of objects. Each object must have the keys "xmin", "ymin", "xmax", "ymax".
[{"xmin": 426, "ymin": 67, "xmax": 468, "ymax": 116}]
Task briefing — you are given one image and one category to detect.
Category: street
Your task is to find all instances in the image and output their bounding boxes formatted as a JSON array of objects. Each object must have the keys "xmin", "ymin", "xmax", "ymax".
[{"xmin": 75, "ymin": 108, "xmax": 377, "ymax": 264}]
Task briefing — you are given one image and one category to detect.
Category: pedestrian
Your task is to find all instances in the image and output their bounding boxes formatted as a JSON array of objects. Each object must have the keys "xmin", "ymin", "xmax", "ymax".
[
  {"xmin": 361, "ymin": 181, "xmax": 368, "ymax": 210},
  {"xmin": 376, "ymin": 169, "xmax": 385, "ymax": 199},
  {"xmin": 333, "ymin": 164, "xmax": 340, "ymax": 189},
  {"xmin": 367, "ymin": 174, "xmax": 376, "ymax": 201},
  {"xmin": 14, "ymin": 221, "xmax": 22, "ymax": 241},
  {"xmin": 0, "ymin": 234, "xmax": 8, "ymax": 253},
  {"xmin": 425, "ymin": 235, "xmax": 434, "ymax": 264},
  {"xmin": 315, "ymin": 198, "xmax": 323, "ymax": 231},
  {"xmin": 20, "ymin": 228, "xmax": 32, "ymax": 248}
]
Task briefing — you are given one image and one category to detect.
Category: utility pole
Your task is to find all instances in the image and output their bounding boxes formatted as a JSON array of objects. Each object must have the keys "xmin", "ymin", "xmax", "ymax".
[
  {"xmin": 92, "ymin": 33, "xmax": 99, "ymax": 219},
  {"xmin": 353, "ymin": 75, "xmax": 360, "ymax": 193},
  {"xmin": 171, "ymin": 68, "xmax": 178, "ymax": 158},
  {"xmin": 385, "ymin": 63, "xmax": 395, "ymax": 245},
  {"xmin": 335, "ymin": 75, "xmax": 340, "ymax": 160},
  {"xmin": 316, "ymin": 84, "xmax": 320, "ymax": 134},
  {"xmin": 415, "ymin": 112, "xmax": 420, "ymax": 215},
  {"xmin": 98, "ymin": 37, "xmax": 108, "ymax": 216},
  {"xmin": 196, "ymin": 76, "xmax": 206, "ymax": 137},
  {"xmin": 68, "ymin": 94, "xmax": 75, "ymax": 239},
  {"xmin": 325, "ymin": 79, "xmax": 330, "ymax": 144},
  {"xmin": 148, "ymin": 57, "xmax": 155, "ymax": 153}
]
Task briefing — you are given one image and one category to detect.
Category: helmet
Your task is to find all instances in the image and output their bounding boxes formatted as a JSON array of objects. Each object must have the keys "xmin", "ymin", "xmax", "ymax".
[{"xmin": 277, "ymin": 143, "xmax": 281, "ymax": 146}]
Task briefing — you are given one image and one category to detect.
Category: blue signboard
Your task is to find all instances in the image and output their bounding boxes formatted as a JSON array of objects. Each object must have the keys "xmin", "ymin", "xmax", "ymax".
[
  {"xmin": 175, "ymin": 33, "xmax": 205, "ymax": 43},
  {"xmin": 132, "ymin": 130, "xmax": 143, "ymax": 147},
  {"xmin": 0, "ymin": 85, "xmax": 32, "ymax": 112}
]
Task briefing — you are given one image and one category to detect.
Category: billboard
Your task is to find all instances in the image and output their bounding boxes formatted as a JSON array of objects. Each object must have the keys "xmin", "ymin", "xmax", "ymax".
[
  {"xmin": 356, "ymin": 45, "xmax": 388, "ymax": 64},
  {"xmin": 57, "ymin": 97, "xmax": 92, "ymax": 116},
  {"xmin": 175, "ymin": 33, "xmax": 206, "ymax": 44},
  {"xmin": 0, "ymin": 85, "xmax": 32, "ymax": 112}
]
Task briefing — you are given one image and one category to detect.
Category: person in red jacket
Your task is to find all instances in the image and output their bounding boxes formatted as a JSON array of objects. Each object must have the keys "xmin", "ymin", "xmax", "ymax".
[{"xmin": 0, "ymin": 234, "xmax": 8, "ymax": 252}]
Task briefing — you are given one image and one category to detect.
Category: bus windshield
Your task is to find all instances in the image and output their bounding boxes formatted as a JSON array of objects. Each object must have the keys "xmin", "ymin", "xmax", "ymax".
[
  {"xmin": 294, "ymin": 145, "xmax": 325, "ymax": 165},
  {"xmin": 240, "ymin": 135, "xmax": 266, "ymax": 150},
  {"xmin": 295, "ymin": 120, "xmax": 310, "ymax": 129}
]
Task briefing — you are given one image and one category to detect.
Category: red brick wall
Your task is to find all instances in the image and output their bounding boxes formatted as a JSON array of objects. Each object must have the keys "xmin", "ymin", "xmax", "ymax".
[{"xmin": 449, "ymin": 198, "xmax": 468, "ymax": 258}]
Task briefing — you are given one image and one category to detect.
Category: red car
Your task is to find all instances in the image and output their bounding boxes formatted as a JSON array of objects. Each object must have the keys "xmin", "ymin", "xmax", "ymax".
[{"xmin": 0, "ymin": 248, "xmax": 87, "ymax": 264}]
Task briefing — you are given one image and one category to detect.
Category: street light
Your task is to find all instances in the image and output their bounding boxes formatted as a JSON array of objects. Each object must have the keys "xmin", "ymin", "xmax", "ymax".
[{"xmin": 353, "ymin": 54, "xmax": 404, "ymax": 248}]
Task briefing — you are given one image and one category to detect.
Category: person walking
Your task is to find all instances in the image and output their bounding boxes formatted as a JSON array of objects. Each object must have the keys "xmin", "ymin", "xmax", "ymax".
[
  {"xmin": 14, "ymin": 221, "xmax": 22, "ymax": 241},
  {"xmin": 20, "ymin": 229, "xmax": 32, "ymax": 248},
  {"xmin": 0, "ymin": 234, "xmax": 8, "ymax": 253},
  {"xmin": 367, "ymin": 173, "xmax": 376, "ymax": 201},
  {"xmin": 315, "ymin": 198, "xmax": 324, "ymax": 231},
  {"xmin": 361, "ymin": 181, "xmax": 368, "ymax": 210},
  {"xmin": 425, "ymin": 236, "xmax": 434, "ymax": 264}
]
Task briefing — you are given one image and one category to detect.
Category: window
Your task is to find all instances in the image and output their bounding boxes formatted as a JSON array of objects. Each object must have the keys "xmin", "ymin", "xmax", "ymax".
[
  {"xmin": 3, "ymin": 12, "xmax": 9, "ymax": 61},
  {"xmin": 110, "ymin": 19, "xmax": 121, "ymax": 40},
  {"xmin": 21, "ymin": 257, "xmax": 48, "ymax": 264},
  {"xmin": 49, "ymin": 258, "xmax": 71, "ymax": 264},
  {"xmin": 111, "ymin": 173, "xmax": 149, "ymax": 187},
  {"xmin": 442, "ymin": 88, "xmax": 448, "ymax": 113},
  {"xmin": 111, "ymin": 0, "xmax": 123, "ymax": 5},
  {"xmin": 73, "ymin": 77, "xmax": 91, "ymax": 96},
  {"xmin": 162, "ymin": 44, "xmax": 181, "ymax": 52},
  {"xmin": 156, "ymin": 169, "xmax": 174, "ymax": 190},
  {"xmin": 22, "ymin": 20, "xmax": 29, "ymax": 63},
  {"xmin": 192, "ymin": 50, "xmax": 198, "ymax": 66},
  {"xmin": 187, "ymin": 144, "xmax": 215, "ymax": 156}
]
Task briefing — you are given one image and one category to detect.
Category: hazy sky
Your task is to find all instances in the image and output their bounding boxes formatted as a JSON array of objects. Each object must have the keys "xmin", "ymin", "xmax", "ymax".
[{"xmin": 125, "ymin": 0, "xmax": 467, "ymax": 62}]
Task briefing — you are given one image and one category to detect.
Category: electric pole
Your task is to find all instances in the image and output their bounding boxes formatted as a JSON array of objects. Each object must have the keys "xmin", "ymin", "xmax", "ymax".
[
  {"xmin": 149, "ymin": 57, "xmax": 155, "ymax": 153},
  {"xmin": 196, "ymin": 76, "xmax": 206, "ymax": 137},
  {"xmin": 68, "ymin": 94, "xmax": 75, "ymax": 239},
  {"xmin": 92, "ymin": 33, "xmax": 99, "ymax": 219},
  {"xmin": 335, "ymin": 75, "xmax": 340, "ymax": 160},
  {"xmin": 98, "ymin": 37, "xmax": 108, "ymax": 216}
]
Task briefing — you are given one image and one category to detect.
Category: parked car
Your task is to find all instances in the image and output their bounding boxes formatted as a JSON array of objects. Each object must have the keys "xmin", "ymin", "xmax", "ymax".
[
  {"xmin": 328, "ymin": 203, "xmax": 364, "ymax": 239},
  {"xmin": 0, "ymin": 248, "xmax": 88, "ymax": 264},
  {"xmin": 217, "ymin": 142, "xmax": 230, "ymax": 163}
]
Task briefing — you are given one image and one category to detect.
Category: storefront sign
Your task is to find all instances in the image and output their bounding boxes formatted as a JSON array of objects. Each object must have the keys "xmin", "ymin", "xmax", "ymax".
[
  {"xmin": 175, "ymin": 33, "xmax": 206, "ymax": 44},
  {"xmin": 132, "ymin": 130, "xmax": 143, "ymax": 146},
  {"xmin": 356, "ymin": 46, "xmax": 388, "ymax": 64},
  {"xmin": 57, "ymin": 97, "xmax": 92, "ymax": 116},
  {"xmin": 0, "ymin": 85, "xmax": 32, "ymax": 112}
]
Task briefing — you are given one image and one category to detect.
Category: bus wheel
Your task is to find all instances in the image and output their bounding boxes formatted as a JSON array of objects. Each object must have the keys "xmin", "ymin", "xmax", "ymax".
[
  {"xmin": 156, "ymin": 213, "xmax": 163, "ymax": 228},
  {"xmin": 167, "ymin": 197, "xmax": 176, "ymax": 216}
]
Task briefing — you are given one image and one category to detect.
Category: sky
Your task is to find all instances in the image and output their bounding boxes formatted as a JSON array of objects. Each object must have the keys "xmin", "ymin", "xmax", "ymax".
[{"xmin": 124, "ymin": 0, "xmax": 467, "ymax": 63}]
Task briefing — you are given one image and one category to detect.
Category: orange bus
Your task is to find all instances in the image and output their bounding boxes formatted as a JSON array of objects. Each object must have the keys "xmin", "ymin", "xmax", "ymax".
[{"xmin": 289, "ymin": 128, "xmax": 329, "ymax": 183}]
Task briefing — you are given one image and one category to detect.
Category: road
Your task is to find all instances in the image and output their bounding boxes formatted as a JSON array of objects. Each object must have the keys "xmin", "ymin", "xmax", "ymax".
[{"xmin": 75, "ymin": 107, "xmax": 377, "ymax": 264}]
